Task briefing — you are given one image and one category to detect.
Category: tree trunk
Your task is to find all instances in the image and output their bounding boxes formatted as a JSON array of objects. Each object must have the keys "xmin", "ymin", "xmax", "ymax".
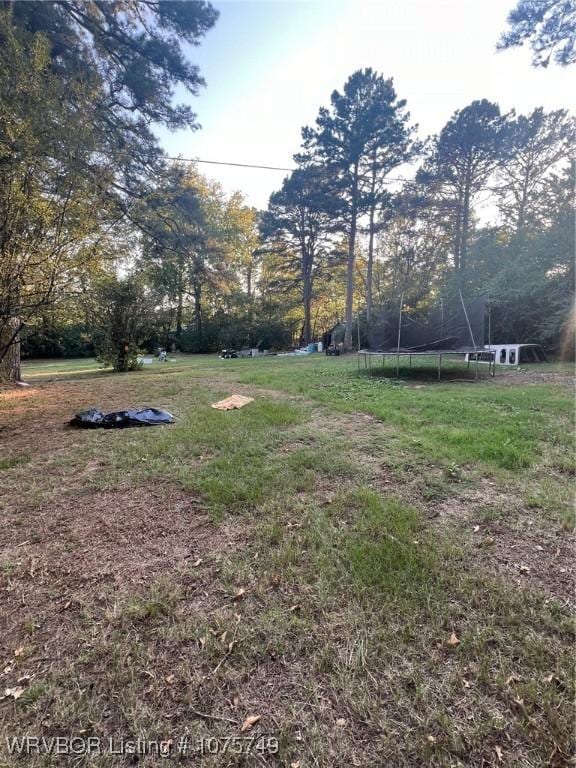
[
  {"xmin": 453, "ymin": 193, "xmax": 463, "ymax": 273},
  {"xmin": 194, "ymin": 282, "xmax": 202, "ymax": 343},
  {"xmin": 176, "ymin": 297, "xmax": 183, "ymax": 337},
  {"xmin": 366, "ymin": 209, "xmax": 376, "ymax": 325},
  {"xmin": 302, "ymin": 269, "xmax": 313, "ymax": 345},
  {"xmin": 0, "ymin": 319, "xmax": 22, "ymax": 383},
  {"xmin": 301, "ymin": 230, "xmax": 314, "ymax": 345},
  {"xmin": 366, "ymin": 154, "xmax": 377, "ymax": 325},
  {"xmin": 115, "ymin": 343, "xmax": 129, "ymax": 372},
  {"xmin": 460, "ymin": 183, "xmax": 471, "ymax": 274},
  {"xmin": 246, "ymin": 263, "xmax": 253, "ymax": 300},
  {"xmin": 344, "ymin": 163, "xmax": 359, "ymax": 351},
  {"xmin": 176, "ymin": 256, "xmax": 184, "ymax": 338}
]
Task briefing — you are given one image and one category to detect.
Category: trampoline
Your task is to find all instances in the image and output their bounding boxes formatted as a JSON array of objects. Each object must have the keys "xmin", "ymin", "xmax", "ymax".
[{"xmin": 358, "ymin": 292, "xmax": 496, "ymax": 379}]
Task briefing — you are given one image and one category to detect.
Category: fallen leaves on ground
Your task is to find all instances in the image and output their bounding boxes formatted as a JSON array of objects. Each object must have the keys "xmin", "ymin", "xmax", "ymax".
[
  {"xmin": 240, "ymin": 715, "xmax": 261, "ymax": 733},
  {"xmin": 2, "ymin": 687, "xmax": 25, "ymax": 700}
]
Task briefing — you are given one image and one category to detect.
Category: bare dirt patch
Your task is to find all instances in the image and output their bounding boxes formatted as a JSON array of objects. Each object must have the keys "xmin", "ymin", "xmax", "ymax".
[
  {"xmin": 430, "ymin": 484, "xmax": 575, "ymax": 609},
  {"xmin": 493, "ymin": 368, "xmax": 574, "ymax": 388},
  {"xmin": 1, "ymin": 485, "xmax": 232, "ymax": 587},
  {"xmin": 0, "ymin": 484, "xmax": 240, "ymax": 654},
  {"xmin": 0, "ymin": 484, "xmax": 254, "ymax": 768}
]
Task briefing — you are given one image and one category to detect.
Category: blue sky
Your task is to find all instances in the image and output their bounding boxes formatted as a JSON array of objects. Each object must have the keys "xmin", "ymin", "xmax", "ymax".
[{"xmin": 155, "ymin": 0, "xmax": 574, "ymax": 210}]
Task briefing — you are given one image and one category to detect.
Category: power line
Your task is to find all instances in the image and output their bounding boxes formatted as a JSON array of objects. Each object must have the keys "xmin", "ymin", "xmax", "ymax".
[
  {"xmin": 165, "ymin": 156, "xmax": 293, "ymax": 172},
  {"xmin": 164, "ymin": 154, "xmax": 410, "ymax": 183}
]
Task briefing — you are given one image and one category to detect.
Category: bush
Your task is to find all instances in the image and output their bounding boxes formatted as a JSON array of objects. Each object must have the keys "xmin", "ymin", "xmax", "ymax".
[
  {"xmin": 22, "ymin": 323, "xmax": 98, "ymax": 358},
  {"xmin": 91, "ymin": 275, "xmax": 154, "ymax": 372}
]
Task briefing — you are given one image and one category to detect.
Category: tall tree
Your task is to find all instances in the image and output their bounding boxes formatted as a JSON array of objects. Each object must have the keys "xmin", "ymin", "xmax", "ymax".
[
  {"xmin": 0, "ymin": 11, "xmax": 121, "ymax": 379},
  {"xmin": 261, "ymin": 167, "xmax": 337, "ymax": 345},
  {"xmin": 140, "ymin": 166, "xmax": 242, "ymax": 347},
  {"xmin": 374, "ymin": 187, "xmax": 451, "ymax": 307},
  {"xmin": 466, "ymin": 165, "xmax": 574, "ymax": 348},
  {"xmin": 496, "ymin": 108, "xmax": 575, "ymax": 235},
  {"xmin": 139, "ymin": 166, "xmax": 201, "ymax": 339},
  {"xmin": 298, "ymin": 69, "xmax": 416, "ymax": 349},
  {"xmin": 0, "ymin": 1, "xmax": 218, "ymax": 380},
  {"xmin": 417, "ymin": 100, "xmax": 509, "ymax": 276},
  {"xmin": 224, "ymin": 194, "xmax": 260, "ymax": 300},
  {"xmin": 498, "ymin": 0, "xmax": 576, "ymax": 67},
  {"xmin": 363, "ymin": 157, "xmax": 395, "ymax": 324}
]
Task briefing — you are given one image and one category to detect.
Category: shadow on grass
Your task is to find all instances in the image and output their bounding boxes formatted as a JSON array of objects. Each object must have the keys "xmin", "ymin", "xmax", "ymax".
[{"xmin": 358, "ymin": 364, "xmax": 492, "ymax": 383}]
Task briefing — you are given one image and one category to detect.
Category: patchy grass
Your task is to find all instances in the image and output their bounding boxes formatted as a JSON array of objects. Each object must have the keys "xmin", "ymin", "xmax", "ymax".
[
  {"xmin": 219, "ymin": 354, "xmax": 574, "ymax": 521},
  {"xmin": 0, "ymin": 354, "xmax": 573, "ymax": 767}
]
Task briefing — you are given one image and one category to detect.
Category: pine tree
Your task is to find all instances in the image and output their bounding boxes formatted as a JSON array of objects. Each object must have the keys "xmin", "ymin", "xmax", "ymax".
[
  {"xmin": 498, "ymin": 0, "xmax": 576, "ymax": 67},
  {"xmin": 261, "ymin": 167, "xmax": 337, "ymax": 345},
  {"xmin": 417, "ymin": 100, "xmax": 509, "ymax": 276},
  {"xmin": 297, "ymin": 69, "xmax": 416, "ymax": 349}
]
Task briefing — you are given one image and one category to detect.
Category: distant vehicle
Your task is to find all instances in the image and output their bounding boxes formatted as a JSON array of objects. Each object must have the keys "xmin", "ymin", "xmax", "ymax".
[{"xmin": 466, "ymin": 344, "xmax": 546, "ymax": 366}]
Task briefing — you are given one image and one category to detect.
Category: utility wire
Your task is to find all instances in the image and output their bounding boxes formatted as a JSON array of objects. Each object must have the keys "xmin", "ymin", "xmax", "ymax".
[
  {"xmin": 164, "ymin": 154, "xmax": 409, "ymax": 183},
  {"xmin": 165, "ymin": 156, "xmax": 293, "ymax": 172}
]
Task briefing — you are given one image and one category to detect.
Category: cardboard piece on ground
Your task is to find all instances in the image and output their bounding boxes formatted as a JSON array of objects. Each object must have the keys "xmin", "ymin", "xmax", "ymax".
[{"xmin": 211, "ymin": 394, "xmax": 254, "ymax": 411}]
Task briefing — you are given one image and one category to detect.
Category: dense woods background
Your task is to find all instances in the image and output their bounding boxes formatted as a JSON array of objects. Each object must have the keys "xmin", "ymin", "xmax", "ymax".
[{"xmin": 1, "ymin": 1, "xmax": 574, "ymax": 378}]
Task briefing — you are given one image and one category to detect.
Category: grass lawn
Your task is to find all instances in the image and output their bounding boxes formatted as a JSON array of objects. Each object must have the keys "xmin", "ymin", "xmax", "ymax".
[{"xmin": 0, "ymin": 354, "xmax": 574, "ymax": 766}]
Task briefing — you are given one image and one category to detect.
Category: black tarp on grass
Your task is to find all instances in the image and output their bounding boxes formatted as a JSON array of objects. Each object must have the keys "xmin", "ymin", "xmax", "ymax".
[{"xmin": 70, "ymin": 408, "xmax": 174, "ymax": 428}]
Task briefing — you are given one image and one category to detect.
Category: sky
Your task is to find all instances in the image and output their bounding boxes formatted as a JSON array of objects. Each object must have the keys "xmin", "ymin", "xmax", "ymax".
[{"xmin": 154, "ymin": 0, "xmax": 575, "ymax": 211}]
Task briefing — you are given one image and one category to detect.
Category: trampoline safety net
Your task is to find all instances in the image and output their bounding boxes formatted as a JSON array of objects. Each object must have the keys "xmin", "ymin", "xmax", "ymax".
[{"xmin": 367, "ymin": 295, "xmax": 486, "ymax": 352}]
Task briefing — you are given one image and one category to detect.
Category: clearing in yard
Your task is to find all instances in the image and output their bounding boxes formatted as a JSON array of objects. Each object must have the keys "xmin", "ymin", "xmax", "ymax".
[{"xmin": 0, "ymin": 354, "xmax": 574, "ymax": 767}]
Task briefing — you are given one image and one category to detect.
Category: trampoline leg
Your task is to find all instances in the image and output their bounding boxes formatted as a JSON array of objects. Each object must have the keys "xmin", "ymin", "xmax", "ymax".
[
  {"xmin": 475, "ymin": 355, "xmax": 479, "ymax": 380},
  {"xmin": 396, "ymin": 354, "xmax": 400, "ymax": 379},
  {"xmin": 409, "ymin": 354, "xmax": 412, "ymax": 368},
  {"xmin": 438, "ymin": 354, "xmax": 442, "ymax": 381}
]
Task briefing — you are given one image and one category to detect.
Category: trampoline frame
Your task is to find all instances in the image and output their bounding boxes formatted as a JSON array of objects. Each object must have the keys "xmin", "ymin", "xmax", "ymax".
[
  {"xmin": 356, "ymin": 348, "xmax": 496, "ymax": 380},
  {"xmin": 357, "ymin": 291, "xmax": 495, "ymax": 380}
]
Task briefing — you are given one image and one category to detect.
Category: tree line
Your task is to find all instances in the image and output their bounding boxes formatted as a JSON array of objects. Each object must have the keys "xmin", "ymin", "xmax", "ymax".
[
  {"xmin": 1, "ymin": 0, "xmax": 574, "ymax": 378},
  {"xmin": 265, "ymin": 78, "xmax": 574, "ymax": 352}
]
